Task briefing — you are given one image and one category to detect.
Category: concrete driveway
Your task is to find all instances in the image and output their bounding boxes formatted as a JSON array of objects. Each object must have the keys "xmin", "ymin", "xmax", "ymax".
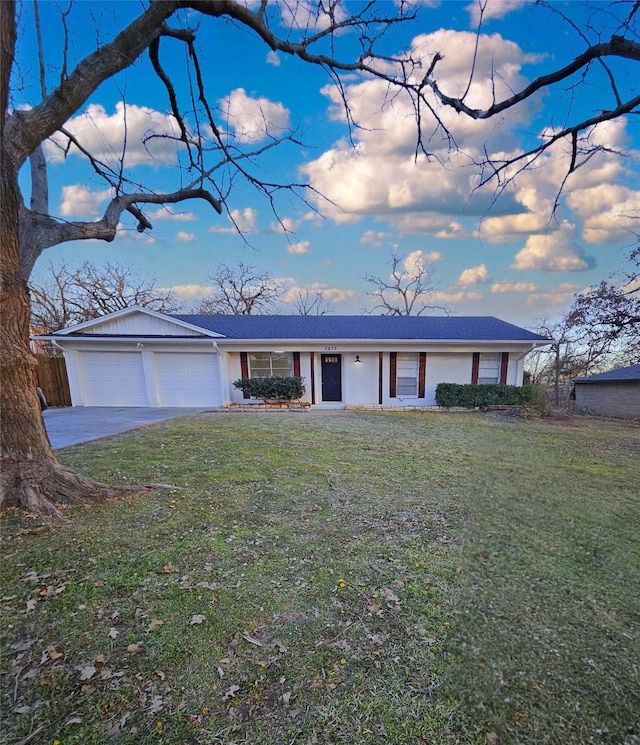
[{"xmin": 43, "ymin": 407, "xmax": 211, "ymax": 449}]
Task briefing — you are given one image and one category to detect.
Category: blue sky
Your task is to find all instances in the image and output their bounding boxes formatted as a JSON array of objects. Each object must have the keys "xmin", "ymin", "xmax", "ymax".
[{"xmin": 15, "ymin": 1, "xmax": 639, "ymax": 327}]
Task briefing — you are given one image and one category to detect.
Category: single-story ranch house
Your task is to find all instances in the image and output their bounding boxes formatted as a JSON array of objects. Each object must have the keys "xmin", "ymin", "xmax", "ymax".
[
  {"xmin": 571, "ymin": 363, "xmax": 640, "ymax": 419},
  {"xmin": 38, "ymin": 307, "xmax": 551, "ymax": 409}
]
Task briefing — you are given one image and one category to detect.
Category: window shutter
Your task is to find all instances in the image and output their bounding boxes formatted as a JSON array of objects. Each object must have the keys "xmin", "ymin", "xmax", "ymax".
[
  {"xmin": 471, "ymin": 352, "xmax": 480, "ymax": 385},
  {"xmin": 378, "ymin": 352, "xmax": 383, "ymax": 405},
  {"xmin": 418, "ymin": 352, "xmax": 426, "ymax": 398},
  {"xmin": 500, "ymin": 352, "xmax": 509, "ymax": 385},
  {"xmin": 293, "ymin": 352, "xmax": 301, "ymax": 377},
  {"xmin": 240, "ymin": 352, "xmax": 250, "ymax": 399},
  {"xmin": 310, "ymin": 352, "xmax": 316, "ymax": 404},
  {"xmin": 389, "ymin": 352, "xmax": 397, "ymax": 398}
]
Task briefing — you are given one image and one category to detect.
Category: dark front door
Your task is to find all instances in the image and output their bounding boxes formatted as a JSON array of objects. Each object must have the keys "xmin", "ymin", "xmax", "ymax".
[{"xmin": 321, "ymin": 354, "xmax": 342, "ymax": 402}]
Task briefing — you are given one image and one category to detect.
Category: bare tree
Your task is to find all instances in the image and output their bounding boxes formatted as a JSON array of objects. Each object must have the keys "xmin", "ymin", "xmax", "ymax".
[
  {"xmin": 526, "ymin": 317, "xmax": 579, "ymax": 408},
  {"xmin": 566, "ymin": 245, "xmax": 640, "ymax": 362},
  {"xmin": 289, "ymin": 288, "xmax": 334, "ymax": 316},
  {"xmin": 192, "ymin": 262, "xmax": 283, "ymax": 315},
  {"xmin": 1, "ymin": 0, "xmax": 638, "ymax": 514},
  {"xmin": 528, "ymin": 245, "xmax": 640, "ymax": 406},
  {"xmin": 30, "ymin": 260, "xmax": 180, "ymax": 331},
  {"xmin": 526, "ymin": 304, "xmax": 635, "ymax": 408},
  {"xmin": 363, "ymin": 252, "xmax": 447, "ymax": 316}
]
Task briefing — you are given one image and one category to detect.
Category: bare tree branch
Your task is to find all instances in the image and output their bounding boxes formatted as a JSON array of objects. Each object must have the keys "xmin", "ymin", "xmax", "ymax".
[
  {"xmin": 30, "ymin": 259, "xmax": 181, "ymax": 331},
  {"xmin": 363, "ymin": 252, "xmax": 448, "ymax": 316},
  {"xmin": 192, "ymin": 261, "xmax": 284, "ymax": 315},
  {"xmin": 289, "ymin": 288, "xmax": 334, "ymax": 315}
]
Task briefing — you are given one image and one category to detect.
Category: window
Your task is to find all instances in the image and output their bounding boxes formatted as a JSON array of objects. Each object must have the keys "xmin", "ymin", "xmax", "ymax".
[
  {"xmin": 478, "ymin": 353, "xmax": 500, "ymax": 384},
  {"xmin": 396, "ymin": 353, "xmax": 419, "ymax": 396},
  {"xmin": 248, "ymin": 352, "xmax": 293, "ymax": 378}
]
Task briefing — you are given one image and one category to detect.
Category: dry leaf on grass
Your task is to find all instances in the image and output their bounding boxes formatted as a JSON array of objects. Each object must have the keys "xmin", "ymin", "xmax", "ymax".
[
  {"xmin": 106, "ymin": 712, "xmax": 131, "ymax": 737},
  {"xmin": 79, "ymin": 665, "xmax": 96, "ymax": 680},
  {"xmin": 40, "ymin": 645, "xmax": 63, "ymax": 664},
  {"xmin": 222, "ymin": 684, "xmax": 240, "ymax": 701}
]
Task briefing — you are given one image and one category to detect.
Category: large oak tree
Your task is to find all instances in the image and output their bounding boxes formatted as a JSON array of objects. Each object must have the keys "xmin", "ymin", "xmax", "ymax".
[{"xmin": 1, "ymin": 0, "xmax": 639, "ymax": 515}]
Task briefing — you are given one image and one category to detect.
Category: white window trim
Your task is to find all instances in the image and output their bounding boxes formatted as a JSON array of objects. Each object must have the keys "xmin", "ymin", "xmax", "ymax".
[{"xmin": 248, "ymin": 351, "xmax": 294, "ymax": 378}]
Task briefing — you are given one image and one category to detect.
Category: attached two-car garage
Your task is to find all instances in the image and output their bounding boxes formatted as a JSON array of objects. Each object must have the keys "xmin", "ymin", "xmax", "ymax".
[{"xmin": 74, "ymin": 349, "xmax": 222, "ymax": 407}]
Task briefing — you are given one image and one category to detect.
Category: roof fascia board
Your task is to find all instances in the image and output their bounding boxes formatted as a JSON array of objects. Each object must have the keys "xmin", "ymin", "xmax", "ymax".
[
  {"xmin": 43, "ymin": 335, "xmax": 220, "ymax": 346},
  {"xmin": 575, "ymin": 377, "xmax": 640, "ymax": 384},
  {"xmin": 213, "ymin": 338, "xmax": 548, "ymax": 346}
]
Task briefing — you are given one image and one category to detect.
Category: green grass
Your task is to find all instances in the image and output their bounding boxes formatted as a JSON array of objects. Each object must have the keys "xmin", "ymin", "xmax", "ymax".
[{"xmin": 1, "ymin": 411, "xmax": 638, "ymax": 744}]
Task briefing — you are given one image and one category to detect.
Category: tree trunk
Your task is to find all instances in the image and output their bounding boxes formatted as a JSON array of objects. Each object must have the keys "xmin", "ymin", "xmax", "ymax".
[{"xmin": 1, "ymin": 1, "xmax": 134, "ymax": 518}]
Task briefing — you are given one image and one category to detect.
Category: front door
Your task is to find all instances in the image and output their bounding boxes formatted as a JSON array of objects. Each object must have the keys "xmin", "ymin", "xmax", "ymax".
[{"xmin": 321, "ymin": 354, "xmax": 342, "ymax": 402}]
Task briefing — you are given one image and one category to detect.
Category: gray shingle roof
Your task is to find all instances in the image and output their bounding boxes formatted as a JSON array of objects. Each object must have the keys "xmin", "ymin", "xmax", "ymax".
[
  {"xmin": 574, "ymin": 363, "xmax": 640, "ymax": 383},
  {"xmin": 172, "ymin": 314, "xmax": 551, "ymax": 342}
]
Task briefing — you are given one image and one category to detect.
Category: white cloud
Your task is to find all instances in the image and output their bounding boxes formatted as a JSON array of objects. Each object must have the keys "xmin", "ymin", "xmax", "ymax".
[
  {"xmin": 511, "ymin": 222, "xmax": 594, "ymax": 272},
  {"xmin": 480, "ymin": 119, "xmax": 640, "ymax": 245},
  {"xmin": 148, "ymin": 207, "xmax": 197, "ymax": 222},
  {"xmin": 490, "ymin": 280, "xmax": 538, "ymax": 294},
  {"xmin": 270, "ymin": 212, "xmax": 322, "ymax": 234},
  {"xmin": 301, "ymin": 26, "xmax": 639, "ymax": 257},
  {"xmin": 466, "ymin": 0, "xmax": 528, "ymax": 26},
  {"xmin": 433, "ymin": 290, "xmax": 472, "ymax": 304},
  {"xmin": 209, "ymin": 207, "xmax": 258, "ymax": 234},
  {"xmin": 281, "ymin": 281, "xmax": 357, "ymax": 307},
  {"xmin": 398, "ymin": 216, "xmax": 470, "ymax": 238},
  {"xmin": 271, "ymin": 216, "xmax": 302, "ymax": 234},
  {"xmin": 176, "ymin": 231, "xmax": 196, "ymax": 242},
  {"xmin": 360, "ymin": 230, "xmax": 393, "ymax": 246},
  {"xmin": 524, "ymin": 284, "xmax": 579, "ymax": 309},
  {"xmin": 47, "ymin": 102, "xmax": 182, "ymax": 167},
  {"xmin": 402, "ymin": 250, "xmax": 443, "ymax": 277},
  {"xmin": 457, "ymin": 264, "xmax": 490, "ymax": 287},
  {"xmin": 266, "ymin": 50, "xmax": 280, "ymax": 66},
  {"xmin": 302, "ymin": 29, "xmax": 541, "ymax": 226},
  {"xmin": 60, "ymin": 184, "xmax": 112, "ymax": 217},
  {"xmin": 167, "ymin": 284, "xmax": 213, "ymax": 300},
  {"xmin": 221, "ymin": 88, "xmax": 290, "ymax": 144},
  {"xmin": 230, "ymin": 207, "xmax": 258, "ymax": 233},
  {"xmin": 287, "ymin": 240, "xmax": 311, "ymax": 255},
  {"xmin": 276, "ymin": 0, "xmax": 347, "ymax": 32},
  {"xmin": 567, "ymin": 183, "xmax": 639, "ymax": 244}
]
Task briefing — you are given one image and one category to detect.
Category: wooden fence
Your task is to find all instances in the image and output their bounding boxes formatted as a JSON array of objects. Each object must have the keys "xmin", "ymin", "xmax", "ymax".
[{"xmin": 36, "ymin": 355, "xmax": 71, "ymax": 407}]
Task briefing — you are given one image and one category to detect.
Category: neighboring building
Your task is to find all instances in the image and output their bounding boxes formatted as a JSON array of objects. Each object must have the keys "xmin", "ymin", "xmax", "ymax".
[
  {"xmin": 571, "ymin": 363, "xmax": 640, "ymax": 419},
  {"xmin": 36, "ymin": 307, "xmax": 551, "ymax": 409}
]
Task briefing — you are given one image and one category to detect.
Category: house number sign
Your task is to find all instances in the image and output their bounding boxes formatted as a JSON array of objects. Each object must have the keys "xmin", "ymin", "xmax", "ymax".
[{"xmin": 323, "ymin": 345, "xmax": 338, "ymax": 351}]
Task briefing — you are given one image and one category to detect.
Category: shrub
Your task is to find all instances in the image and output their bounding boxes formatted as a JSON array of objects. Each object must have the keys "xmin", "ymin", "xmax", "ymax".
[
  {"xmin": 435, "ymin": 383, "xmax": 541, "ymax": 408},
  {"xmin": 233, "ymin": 376, "xmax": 306, "ymax": 402}
]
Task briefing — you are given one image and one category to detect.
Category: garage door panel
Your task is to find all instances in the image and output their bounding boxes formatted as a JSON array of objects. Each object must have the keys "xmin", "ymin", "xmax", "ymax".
[
  {"xmin": 81, "ymin": 352, "xmax": 148, "ymax": 406},
  {"xmin": 155, "ymin": 353, "xmax": 221, "ymax": 407}
]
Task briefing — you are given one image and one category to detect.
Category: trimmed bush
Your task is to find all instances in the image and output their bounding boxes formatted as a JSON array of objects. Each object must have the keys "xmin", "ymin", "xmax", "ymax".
[
  {"xmin": 233, "ymin": 376, "xmax": 306, "ymax": 402},
  {"xmin": 435, "ymin": 382, "xmax": 541, "ymax": 408}
]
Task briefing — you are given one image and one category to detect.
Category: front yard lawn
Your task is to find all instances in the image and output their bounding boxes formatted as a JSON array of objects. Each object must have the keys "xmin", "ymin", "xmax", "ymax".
[{"xmin": 1, "ymin": 411, "xmax": 638, "ymax": 744}]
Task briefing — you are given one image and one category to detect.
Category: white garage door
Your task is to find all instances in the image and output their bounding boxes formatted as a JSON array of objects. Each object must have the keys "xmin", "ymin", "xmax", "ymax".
[
  {"xmin": 154, "ymin": 352, "xmax": 221, "ymax": 407},
  {"xmin": 80, "ymin": 351, "xmax": 148, "ymax": 406}
]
